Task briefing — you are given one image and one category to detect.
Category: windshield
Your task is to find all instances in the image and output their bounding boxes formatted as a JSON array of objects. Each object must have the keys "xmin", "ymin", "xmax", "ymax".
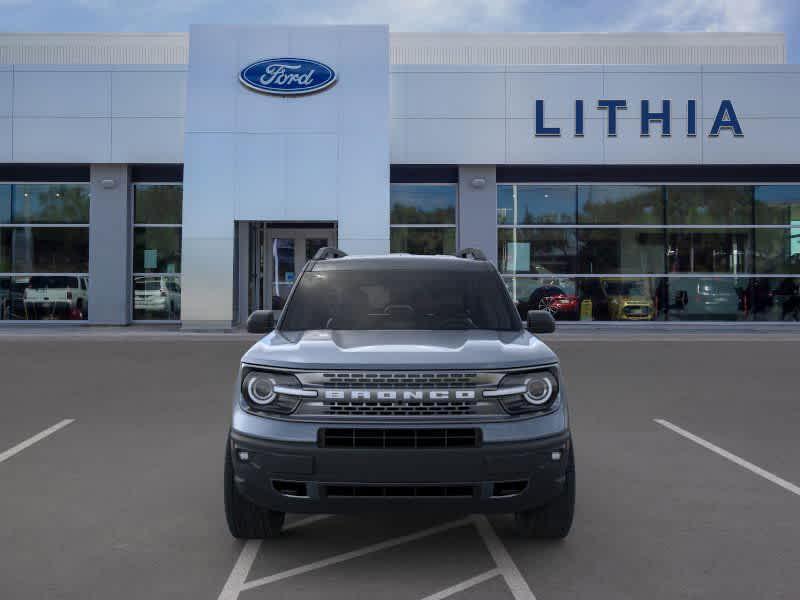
[
  {"xmin": 280, "ymin": 268, "xmax": 521, "ymax": 331},
  {"xmin": 605, "ymin": 281, "xmax": 646, "ymax": 296},
  {"xmin": 29, "ymin": 276, "xmax": 79, "ymax": 289},
  {"xmin": 135, "ymin": 278, "xmax": 161, "ymax": 292},
  {"xmin": 698, "ymin": 279, "xmax": 737, "ymax": 295}
]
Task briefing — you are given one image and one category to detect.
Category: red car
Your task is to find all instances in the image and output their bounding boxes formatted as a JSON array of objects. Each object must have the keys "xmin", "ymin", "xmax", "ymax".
[{"xmin": 526, "ymin": 285, "xmax": 579, "ymax": 320}]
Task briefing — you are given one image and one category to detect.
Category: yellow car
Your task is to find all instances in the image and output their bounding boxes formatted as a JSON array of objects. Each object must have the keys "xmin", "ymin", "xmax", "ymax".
[{"xmin": 600, "ymin": 279, "xmax": 655, "ymax": 321}]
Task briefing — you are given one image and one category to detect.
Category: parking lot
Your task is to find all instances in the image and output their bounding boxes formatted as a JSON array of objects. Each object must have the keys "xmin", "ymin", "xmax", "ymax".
[{"xmin": 1, "ymin": 329, "xmax": 799, "ymax": 600}]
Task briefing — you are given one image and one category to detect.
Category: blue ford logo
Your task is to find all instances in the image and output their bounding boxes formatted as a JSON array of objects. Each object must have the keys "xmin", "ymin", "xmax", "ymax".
[{"xmin": 239, "ymin": 58, "xmax": 337, "ymax": 96}]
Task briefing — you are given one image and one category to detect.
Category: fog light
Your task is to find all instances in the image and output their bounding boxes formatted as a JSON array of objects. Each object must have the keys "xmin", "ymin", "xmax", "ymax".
[
  {"xmin": 551, "ymin": 451, "xmax": 561, "ymax": 461},
  {"xmin": 237, "ymin": 450, "xmax": 250, "ymax": 462}
]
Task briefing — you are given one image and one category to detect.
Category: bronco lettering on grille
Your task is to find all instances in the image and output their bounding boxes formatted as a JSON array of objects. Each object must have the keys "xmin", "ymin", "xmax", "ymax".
[{"xmin": 322, "ymin": 390, "xmax": 477, "ymax": 401}]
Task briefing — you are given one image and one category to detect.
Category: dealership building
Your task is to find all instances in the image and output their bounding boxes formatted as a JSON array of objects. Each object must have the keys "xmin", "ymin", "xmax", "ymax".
[{"xmin": 0, "ymin": 27, "xmax": 799, "ymax": 327}]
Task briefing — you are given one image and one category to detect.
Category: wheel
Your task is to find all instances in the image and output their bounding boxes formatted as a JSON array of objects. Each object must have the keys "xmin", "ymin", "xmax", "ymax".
[
  {"xmin": 224, "ymin": 434, "xmax": 285, "ymax": 539},
  {"xmin": 514, "ymin": 447, "xmax": 575, "ymax": 539},
  {"xmin": 537, "ymin": 297, "xmax": 558, "ymax": 315}
]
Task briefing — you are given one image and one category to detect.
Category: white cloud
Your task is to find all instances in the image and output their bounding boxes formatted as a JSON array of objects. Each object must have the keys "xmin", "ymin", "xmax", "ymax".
[
  {"xmin": 281, "ymin": 0, "xmax": 524, "ymax": 31},
  {"xmin": 4, "ymin": 0, "xmax": 786, "ymax": 37},
  {"xmin": 622, "ymin": 0, "xmax": 780, "ymax": 32},
  {"xmin": 59, "ymin": 0, "xmax": 525, "ymax": 33}
]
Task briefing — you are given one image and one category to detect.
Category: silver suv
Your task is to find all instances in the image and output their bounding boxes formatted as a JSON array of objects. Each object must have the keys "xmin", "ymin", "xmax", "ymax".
[{"xmin": 225, "ymin": 248, "xmax": 574, "ymax": 539}]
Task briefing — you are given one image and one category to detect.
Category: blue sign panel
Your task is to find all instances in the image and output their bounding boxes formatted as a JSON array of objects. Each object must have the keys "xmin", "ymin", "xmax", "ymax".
[{"xmin": 239, "ymin": 58, "xmax": 337, "ymax": 96}]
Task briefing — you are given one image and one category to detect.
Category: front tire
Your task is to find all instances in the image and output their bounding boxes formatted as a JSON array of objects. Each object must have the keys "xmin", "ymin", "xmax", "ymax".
[
  {"xmin": 224, "ymin": 435, "xmax": 285, "ymax": 539},
  {"xmin": 514, "ymin": 448, "xmax": 575, "ymax": 539}
]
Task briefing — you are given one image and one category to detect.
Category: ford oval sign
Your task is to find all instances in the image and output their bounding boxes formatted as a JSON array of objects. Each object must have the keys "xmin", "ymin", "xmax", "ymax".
[{"xmin": 239, "ymin": 58, "xmax": 337, "ymax": 96}]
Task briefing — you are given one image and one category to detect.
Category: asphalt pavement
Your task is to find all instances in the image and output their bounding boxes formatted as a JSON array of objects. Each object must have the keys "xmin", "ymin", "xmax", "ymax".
[{"xmin": 1, "ymin": 330, "xmax": 798, "ymax": 599}]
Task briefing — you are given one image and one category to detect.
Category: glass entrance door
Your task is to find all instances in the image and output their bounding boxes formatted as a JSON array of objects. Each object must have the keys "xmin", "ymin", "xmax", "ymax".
[{"xmin": 248, "ymin": 225, "xmax": 335, "ymax": 313}]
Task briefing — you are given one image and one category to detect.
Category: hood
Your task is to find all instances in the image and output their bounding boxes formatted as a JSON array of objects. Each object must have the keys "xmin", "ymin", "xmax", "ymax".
[
  {"xmin": 617, "ymin": 295, "xmax": 653, "ymax": 305},
  {"xmin": 241, "ymin": 329, "xmax": 558, "ymax": 371}
]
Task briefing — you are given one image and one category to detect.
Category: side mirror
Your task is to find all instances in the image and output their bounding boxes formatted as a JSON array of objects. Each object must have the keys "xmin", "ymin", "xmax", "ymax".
[
  {"xmin": 527, "ymin": 310, "xmax": 556, "ymax": 334},
  {"xmin": 246, "ymin": 310, "xmax": 281, "ymax": 334}
]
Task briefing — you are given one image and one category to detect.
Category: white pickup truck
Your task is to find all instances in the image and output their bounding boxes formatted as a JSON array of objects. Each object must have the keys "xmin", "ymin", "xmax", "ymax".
[{"xmin": 23, "ymin": 275, "xmax": 88, "ymax": 320}]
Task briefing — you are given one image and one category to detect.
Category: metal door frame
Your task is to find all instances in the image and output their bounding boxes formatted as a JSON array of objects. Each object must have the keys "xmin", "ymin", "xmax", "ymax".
[
  {"xmin": 263, "ymin": 226, "xmax": 337, "ymax": 310},
  {"xmin": 246, "ymin": 222, "xmax": 266, "ymax": 317}
]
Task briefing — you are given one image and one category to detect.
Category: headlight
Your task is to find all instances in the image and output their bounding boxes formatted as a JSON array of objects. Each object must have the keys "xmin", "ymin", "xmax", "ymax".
[
  {"xmin": 240, "ymin": 368, "xmax": 316, "ymax": 414},
  {"xmin": 485, "ymin": 368, "xmax": 559, "ymax": 414},
  {"xmin": 243, "ymin": 372, "xmax": 276, "ymax": 405},
  {"xmin": 523, "ymin": 373, "xmax": 556, "ymax": 405}
]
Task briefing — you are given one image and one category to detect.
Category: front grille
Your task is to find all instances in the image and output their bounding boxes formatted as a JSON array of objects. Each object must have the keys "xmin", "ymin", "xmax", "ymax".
[
  {"xmin": 326, "ymin": 399, "xmax": 476, "ymax": 416},
  {"xmin": 324, "ymin": 484, "xmax": 476, "ymax": 498},
  {"xmin": 315, "ymin": 372, "xmax": 480, "ymax": 389},
  {"xmin": 319, "ymin": 428, "xmax": 480, "ymax": 449},
  {"xmin": 293, "ymin": 371, "xmax": 506, "ymax": 418}
]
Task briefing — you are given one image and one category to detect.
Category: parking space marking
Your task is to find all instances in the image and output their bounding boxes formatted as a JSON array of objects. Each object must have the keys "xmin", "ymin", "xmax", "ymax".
[
  {"xmin": 473, "ymin": 515, "xmax": 537, "ymax": 600},
  {"xmin": 217, "ymin": 514, "xmax": 330, "ymax": 600},
  {"xmin": 655, "ymin": 418, "xmax": 800, "ymax": 497},
  {"xmin": 0, "ymin": 419, "xmax": 75, "ymax": 465},
  {"xmin": 218, "ymin": 515, "xmax": 538, "ymax": 600},
  {"xmin": 419, "ymin": 568, "xmax": 500, "ymax": 600},
  {"xmin": 238, "ymin": 517, "xmax": 473, "ymax": 592},
  {"xmin": 217, "ymin": 540, "xmax": 260, "ymax": 600}
]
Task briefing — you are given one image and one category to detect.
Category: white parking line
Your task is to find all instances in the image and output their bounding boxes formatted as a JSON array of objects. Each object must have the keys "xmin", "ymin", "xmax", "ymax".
[
  {"xmin": 655, "ymin": 418, "xmax": 800, "ymax": 497},
  {"xmin": 0, "ymin": 419, "xmax": 75, "ymax": 464},
  {"xmin": 218, "ymin": 514, "xmax": 538, "ymax": 600},
  {"xmin": 419, "ymin": 568, "xmax": 500, "ymax": 600},
  {"xmin": 239, "ymin": 517, "xmax": 473, "ymax": 592},
  {"xmin": 217, "ymin": 540, "xmax": 259, "ymax": 600},
  {"xmin": 217, "ymin": 514, "xmax": 330, "ymax": 600},
  {"xmin": 473, "ymin": 515, "xmax": 537, "ymax": 600}
]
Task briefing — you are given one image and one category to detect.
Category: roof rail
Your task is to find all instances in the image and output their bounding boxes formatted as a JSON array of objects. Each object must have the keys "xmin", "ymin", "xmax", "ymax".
[
  {"xmin": 312, "ymin": 247, "xmax": 348, "ymax": 261},
  {"xmin": 455, "ymin": 247, "xmax": 487, "ymax": 261}
]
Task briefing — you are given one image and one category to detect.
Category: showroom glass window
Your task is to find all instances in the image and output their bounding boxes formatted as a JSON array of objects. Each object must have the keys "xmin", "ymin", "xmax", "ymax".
[
  {"xmin": 497, "ymin": 185, "xmax": 578, "ymax": 275},
  {"xmin": 497, "ymin": 184, "xmax": 800, "ymax": 322},
  {"xmin": 0, "ymin": 183, "xmax": 90, "ymax": 321},
  {"xmin": 754, "ymin": 185, "xmax": 800, "ymax": 275},
  {"xmin": 498, "ymin": 185, "xmax": 579, "ymax": 319},
  {"xmin": 132, "ymin": 184, "xmax": 182, "ymax": 320},
  {"xmin": 390, "ymin": 184, "xmax": 457, "ymax": 255},
  {"xmin": 578, "ymin": 185, "xmax": 663, "ymax": 225}
]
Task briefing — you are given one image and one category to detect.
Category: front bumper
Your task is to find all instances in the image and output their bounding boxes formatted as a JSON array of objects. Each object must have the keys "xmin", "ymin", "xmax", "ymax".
[
  {"xmin": 229, "ymin": 428, "xmax": 572, "ymax": 514},
  {"xmin": 24, "ymin": 300, "xmax": 71, "ymax": 309},
  {"xmin": 617, "ymin": 304, "xmax": 654, "ymax": 320},
  {"xmin": 134, "ymin": 297, "xmax": 169, "ymax": 310}
]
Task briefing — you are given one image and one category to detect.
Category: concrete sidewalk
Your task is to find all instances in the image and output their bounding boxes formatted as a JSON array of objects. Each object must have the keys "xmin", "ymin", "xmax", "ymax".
[{"xmin": 0, "ymin": 321, "xmax": 798, "ymax": 342}]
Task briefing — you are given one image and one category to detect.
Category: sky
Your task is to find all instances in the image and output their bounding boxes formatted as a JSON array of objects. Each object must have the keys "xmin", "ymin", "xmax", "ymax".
[{"xmin": 0, "ymin": 0, "xmax": 798, "ymax": 62}]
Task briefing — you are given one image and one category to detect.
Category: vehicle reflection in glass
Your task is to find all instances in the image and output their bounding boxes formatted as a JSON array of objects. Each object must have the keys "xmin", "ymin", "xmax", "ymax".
[
  {"xmin": 668, "ymin": 278, "xmax": 744, "ymax": 321},
  {"xmin": 133, "ymin": 275, "xmax": 181, "ymax": 320},
  {"xmin": 528, "ymin": 285, "xmax": 579, "ymax": 320},
  {"xmin": 600, "ymin": 279, "xmax": 655, "ymax": 321},
  {"xmin": 511, "ymin": 278, "xmax": 579, "ymax": 321},
  {"xmin": 20, "ymin": 275, "xmax": 88, "ymax": 320}
]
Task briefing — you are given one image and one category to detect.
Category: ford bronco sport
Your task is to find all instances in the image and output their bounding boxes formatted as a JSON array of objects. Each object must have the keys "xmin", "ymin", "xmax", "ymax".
[{"xmin": 225, "ymin": 248, "xmax": 575, "ymax": 539}]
